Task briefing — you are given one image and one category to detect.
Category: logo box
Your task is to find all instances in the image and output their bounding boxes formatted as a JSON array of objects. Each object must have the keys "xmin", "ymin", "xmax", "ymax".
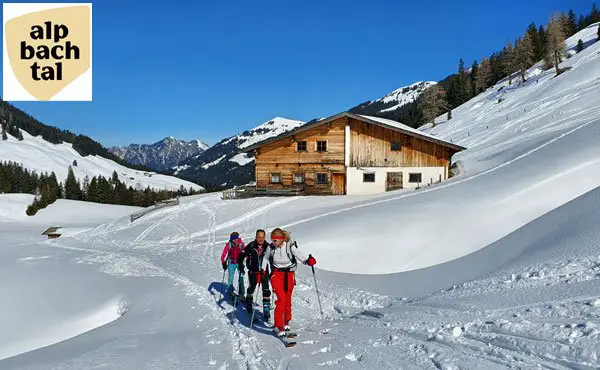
[{"xmin": 3, "ymin": 3, "xmax": 92, "ymax": 101}]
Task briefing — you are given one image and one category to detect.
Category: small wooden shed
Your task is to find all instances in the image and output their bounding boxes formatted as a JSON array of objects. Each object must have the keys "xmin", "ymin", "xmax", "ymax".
[{"xmin": 42, "ymin": 227, "xmax": 62, "ymax": 239}]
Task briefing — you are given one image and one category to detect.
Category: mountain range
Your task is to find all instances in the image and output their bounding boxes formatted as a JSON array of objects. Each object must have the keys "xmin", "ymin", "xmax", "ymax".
[{"xmin": 109, "ymin": 138, "xmax": 210, "ymax": 172}]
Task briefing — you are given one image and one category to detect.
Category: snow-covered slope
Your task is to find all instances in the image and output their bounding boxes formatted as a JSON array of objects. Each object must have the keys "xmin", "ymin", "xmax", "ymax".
[
  {"xmin": 350, "ymin": 81, "xmax": 436, "ymax": 115},
  {"xmin": 110, "ymin": 137, "xmax": 209, "ymax": 172},
  {"xmin": 421, "ymin": 22, "xmax": 600, "ymax": 177},
  {"xmin": 172, "ymin": 117, "xmax": 305, "ymax": 187},
  {"xmin": 0, "ymin": 193, "xmax": 141, "ymax": 225},
  {"xmin": 0, "ymin": 131, "xmax": 203, "ymax": 191}
]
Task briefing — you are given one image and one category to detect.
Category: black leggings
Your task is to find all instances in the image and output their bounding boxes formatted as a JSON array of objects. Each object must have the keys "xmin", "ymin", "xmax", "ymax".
[{"xmin": 246, "ymin": 271, "xmax": 271, "ymax": 299}]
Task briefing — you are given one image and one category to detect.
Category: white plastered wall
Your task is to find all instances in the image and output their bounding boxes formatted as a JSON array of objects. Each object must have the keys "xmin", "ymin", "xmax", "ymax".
[{"xmin": 346, "ymin": 166, "xmax": 446, "ymax": 195}]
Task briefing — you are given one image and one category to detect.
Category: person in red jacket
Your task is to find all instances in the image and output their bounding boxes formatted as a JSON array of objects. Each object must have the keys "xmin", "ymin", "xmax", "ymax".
[
  {"xmin": 261, "ymin": 228, "xmax": 316, "ymax": 337},
  {"xmin": 221, "ymin": 231, "xmax": 246, "ymax": 299}
]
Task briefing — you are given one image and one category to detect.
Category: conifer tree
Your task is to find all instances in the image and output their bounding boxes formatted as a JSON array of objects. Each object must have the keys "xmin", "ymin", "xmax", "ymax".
[
  {"xmin": 538, "ymin": 25, "xmax": 547, "ymax": 62},
  {"xmin": 87, "ymin": 177, "xmax": 98, "ymax": 202},
  {"xmin": 578, "ymin": 15, "xmax": 586, "ymax": 31},
  {"xmin": 591, "ymin": 3, "xmax": 600, "ymax": 24},
  {"xmin": 65, "ymin": 165, "xmax": 82, "ymax": 200},
  {"xmin": 567, "ymin": 9, "xmax": 577, "ymax": 36}
]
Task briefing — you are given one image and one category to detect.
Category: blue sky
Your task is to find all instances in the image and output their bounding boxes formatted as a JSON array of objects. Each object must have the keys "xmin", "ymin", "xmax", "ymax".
[{"xmin": 1, "ymin": 0, "xmax": 595, "ymax": 147}]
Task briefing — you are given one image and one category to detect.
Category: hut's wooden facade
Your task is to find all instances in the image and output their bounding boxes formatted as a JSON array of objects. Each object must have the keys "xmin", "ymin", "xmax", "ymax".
[{"xmin": 243, "ymin": 112, "xmax": 465, "ymax": 195}]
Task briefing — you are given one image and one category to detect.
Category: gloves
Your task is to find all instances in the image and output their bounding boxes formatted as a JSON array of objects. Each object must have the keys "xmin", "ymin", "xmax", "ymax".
[
  {"xmin": 305, "ymin": 255, "xmax": 316, "ymax": 267},
  {"xmin": 222, "ymin": 261, "xmax": 227, "ymax": 271}
]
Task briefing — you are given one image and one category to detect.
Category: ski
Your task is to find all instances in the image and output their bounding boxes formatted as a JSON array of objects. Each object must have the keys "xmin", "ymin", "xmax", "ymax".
[
  {"xmin": 284, "ymin": 332, "xmax": 297, "ymax": 338},
  {"xmin": 276, "ymin": 334, "xmax": 296, "ymax": 347}
]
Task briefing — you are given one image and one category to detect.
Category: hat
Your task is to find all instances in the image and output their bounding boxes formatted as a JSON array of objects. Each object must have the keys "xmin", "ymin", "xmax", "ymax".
[{"xmin": 229, "ymin": 231, "xmax": 240, "ymax": 241}]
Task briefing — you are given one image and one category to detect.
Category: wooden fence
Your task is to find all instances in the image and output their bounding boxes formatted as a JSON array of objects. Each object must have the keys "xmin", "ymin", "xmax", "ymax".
[
  {"xmin": 222, "ymin": 186, "xmax": 304, "ymax": 200},
  {"xmin": 130, "ymin": 197, "xmax": 180, "ymax": 222}
]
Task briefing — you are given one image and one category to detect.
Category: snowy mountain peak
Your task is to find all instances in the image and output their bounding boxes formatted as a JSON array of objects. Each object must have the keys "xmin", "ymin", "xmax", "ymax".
[
  {"xmin": 239, "ymin": 117, "xmax": 305, "ymax": 149},
  {"xmin": 378, "ymin": 81, "xmax": 437, "ymax": 105},
  {"xmin": 192, "ymin": 139, "xmax": 210, "ymax": 151},
  {"xmin": 349, "ymin": 81, "xmax": 437, "ymax": 117},
  {"xmin": 172, "ymin": 116, "xmax": 306, "ymax": 187}
]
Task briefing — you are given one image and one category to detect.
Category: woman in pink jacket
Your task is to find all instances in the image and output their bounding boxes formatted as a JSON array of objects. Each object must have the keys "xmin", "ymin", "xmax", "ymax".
[{"xmin": 221, "ymin": 231, "xmax": 246, "ymax": 299}]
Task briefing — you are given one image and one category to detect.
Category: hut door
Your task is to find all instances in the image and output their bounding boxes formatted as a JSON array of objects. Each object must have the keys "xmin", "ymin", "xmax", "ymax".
[
  {"xmin": 332, "ymin": 173, "xmax": 346, "ymax": 195},
  {"xmin": 386, "ymin": 172, "xmax": 403, "ymax": 191}
]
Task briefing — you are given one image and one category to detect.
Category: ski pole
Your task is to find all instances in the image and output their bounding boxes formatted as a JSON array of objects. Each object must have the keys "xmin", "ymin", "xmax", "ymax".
[
  {"xmin": 309, "ymin": 254, "xmax": 324, "ymax": 321},
  {"xmin": 233, "ymin": 265, "xmax": 244, "ymax": 308},
  {"xmin": 249, "ymin": 273, "xmax": 261, "ymax": 332},
  {"xmin": 219, "ymin": 263, "xmax": 227, "ymax": 301}
]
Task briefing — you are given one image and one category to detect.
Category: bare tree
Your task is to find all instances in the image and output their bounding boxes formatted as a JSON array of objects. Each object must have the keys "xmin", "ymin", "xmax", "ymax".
[
  {"xmin": 503, "ymin": 41, "xmax": 517, "ymax": 85},
  {"xmin": 420, "ymin": 85, "xmax": 449, "ymax": 127},
  {"xmin": 475, "ymin": 57, "xmax": 492, "ymax": 92},
  {"xmin": 516, "ymin": 33, "xmax": 535, "ymax": 82},
  {"xmin": 545, "ymin": 13, "xmax": 566, "ymax": 76}
]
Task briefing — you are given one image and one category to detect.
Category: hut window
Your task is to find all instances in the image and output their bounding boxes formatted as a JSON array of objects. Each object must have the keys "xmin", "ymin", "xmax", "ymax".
[
  {"xmin": 409, "ymin": 173, "xmax": 422, "ymax": 183},
  {"xmin": 316, "ymin": 141, "xmax": 327, "ymax": 152},
  {"xmin": 316, "ymin": 173, "xmax": 327, "ymax": 184},
  {"xmin": 296, "ymin": 141, "xmax": 307, "ymax": 152},
  {"xmin": 294, "ymin": 173, "xmax": 304, "ymax": 184},
  {"xmin": 270, "ymin": 173, "xmax": 281, "ymax": 184},
  {"xmin": 363, "ymin": 173, "xmax": 375, "ymax": 183},
  {"xmin": 391, "ymin": 142, "xmax": 402, "ymax": 151}
]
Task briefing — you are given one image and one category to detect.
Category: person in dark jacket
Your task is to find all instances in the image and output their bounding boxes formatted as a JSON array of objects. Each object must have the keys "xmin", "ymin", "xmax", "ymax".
[{"xmin": 238, "ymin": 229, "xmax": 272, "ymax": 321}]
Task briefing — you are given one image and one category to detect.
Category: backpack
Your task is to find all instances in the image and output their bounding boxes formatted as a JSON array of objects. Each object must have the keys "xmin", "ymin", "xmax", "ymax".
[
  {"xmin": 269, "ymin": 229, "xmax": 297, "ymax": 267},
  {"xmin": 228, "ymin": 240, "xmax": 242, "ymax": 259}
]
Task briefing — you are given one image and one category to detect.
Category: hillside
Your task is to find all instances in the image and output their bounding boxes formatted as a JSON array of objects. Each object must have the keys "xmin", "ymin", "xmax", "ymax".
[
  {"xmin": 349, "ymin": 81, "xmax": 435, "ymax": 126},
  {"xmin": 422, "ymin": 22, "xmax": 600, "ymax": 175},
  {"xmin": 171, "ymin": 117, "xmax": 305, "ymax": 188},
  {"xmin": 0, "ymin": 130, "xmax": 203, "ymax": 192},
  {"xmin": 0, "ymin": 100, "xmax": 155, "ymax": 173},
  {"xmin": 110, "ymin": 137, "xmax": 210, "ymax": 172}
]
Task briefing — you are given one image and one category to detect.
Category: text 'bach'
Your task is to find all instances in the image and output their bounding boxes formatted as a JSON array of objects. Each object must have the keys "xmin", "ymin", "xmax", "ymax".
[{"xmin": 19, "ymin": 21, "xmax": 80, "ymax": 81}]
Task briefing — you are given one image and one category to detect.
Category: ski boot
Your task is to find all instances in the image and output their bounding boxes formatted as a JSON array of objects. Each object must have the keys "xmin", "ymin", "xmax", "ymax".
[
  {"xmin": 284, "ymin": 324, "xmax": 297, "ymax": 338},
  {"xmin": 262, "ymin": 300, "xmax": 271, "ymax": 322}
]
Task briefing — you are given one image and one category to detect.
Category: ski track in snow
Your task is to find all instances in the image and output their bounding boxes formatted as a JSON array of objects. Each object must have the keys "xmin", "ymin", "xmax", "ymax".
[{"xmin": 44, "ymin": 195, "xmax": 312, "ymax": 369}]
